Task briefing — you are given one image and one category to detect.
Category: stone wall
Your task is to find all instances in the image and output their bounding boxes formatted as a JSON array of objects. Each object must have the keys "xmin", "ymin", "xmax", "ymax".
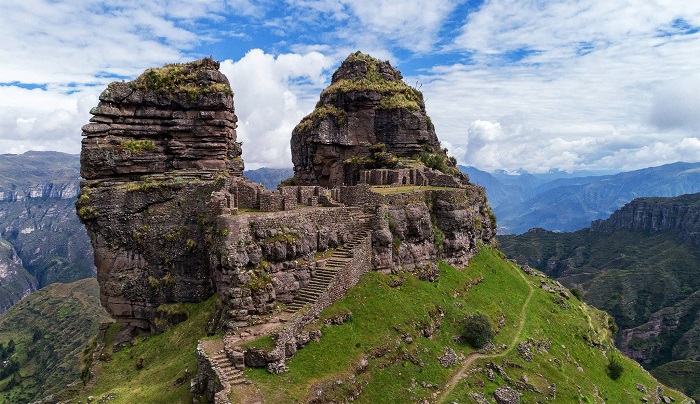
[
  {"xmin": 268, "ymin": 232, "xmax": 373, "ymax": 365},
  {"xmin": 212, "ymin": 207, "xmax": 367, "ymax": 326},
  {"xmin": 191, "ymin": 343, "xmax": 226, "ymax": 403}
]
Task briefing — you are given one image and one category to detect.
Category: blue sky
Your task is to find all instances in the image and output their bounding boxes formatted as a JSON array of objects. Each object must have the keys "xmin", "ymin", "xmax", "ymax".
[{"xmin": 1, "ymin": 0, "xmax": 700, "ymax": 173}]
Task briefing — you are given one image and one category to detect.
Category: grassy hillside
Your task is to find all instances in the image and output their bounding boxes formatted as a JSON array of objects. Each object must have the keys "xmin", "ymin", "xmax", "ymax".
[
  {"xmin": 48, "ymin": 249, "xmax": 689, "ymax": 403},
  {"xmin": 0, "ymin": 278, "xmax": 111, "ymax": 402},
  {"xmin": 66, "ymin": 296, "xmax": 216, "ymax": 404},
  {"xmin": 234, "ymin": 248, "xmax": 688, "ymax": 403},
  {"xmin": 500, "ymin": 225, "xmax": 700, "ymax": 399}
]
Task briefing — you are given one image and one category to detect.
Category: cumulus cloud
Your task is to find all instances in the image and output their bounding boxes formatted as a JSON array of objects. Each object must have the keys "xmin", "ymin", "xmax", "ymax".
[
  {"xmin": 1, "ymin": 0, "xmax": 699, "ymax": 173},
  {"xmin": 221, "ymin": 49, "xmax": 333, "ymax": 169}
]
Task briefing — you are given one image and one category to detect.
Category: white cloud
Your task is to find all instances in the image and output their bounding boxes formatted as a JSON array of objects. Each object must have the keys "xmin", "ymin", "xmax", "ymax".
[
  {"xmin": 413, "ymin": 0, "xmax": 700, "ymax": 172},
  {"xmin": 220, "ymin": 49, "xmax": 334, "ymax": 169},
  {"xmin": 650, "ymin": 74, "xmax": 700, "ymax": 132},
  {"xmin": 342, "ymin": 0, "xmax": 462, "ymax": 52}
]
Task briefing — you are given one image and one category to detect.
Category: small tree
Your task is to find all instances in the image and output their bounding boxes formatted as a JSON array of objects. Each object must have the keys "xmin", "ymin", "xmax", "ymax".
[
  {"xmin": 462, "ymin": 313, "xmax": 495, "ymax": 349},
  {"xmin": 607, "ymin": 353, "xmax": 624, "ymax": 380}
]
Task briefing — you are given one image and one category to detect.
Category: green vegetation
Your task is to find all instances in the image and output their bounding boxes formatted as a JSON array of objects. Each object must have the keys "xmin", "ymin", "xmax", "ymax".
[
  {"xmin": 0, "ymin": 279, "xmax": 111, "ymax": 402},
  {"xmin": 501, "ymin": 226, "xmax": 700, "ymax": 394},
  {"xmin": 122, "ymin": 139, "xmax": 156, "ymax": 153},
  {"xmin": 70, "ymin": 296, "xmax": 216, "ymax": 404},
  {"xmin": 462, "ymin": 313, "xmax": 495, "ymax": 348},
  {"xmin": 651, "ymin": 360, "xmax": 700, "ymax": 401},
  {"xmin": 293, "ymin": 105, "xmax": 347, "ymax": 134},
  {"xmin": 319, "ymin": 52, "xmax": 423, "ymax": 111},
  {"xmin": 238, "ymin": 248, "xmax": 686, "ymax": 403},
  {"xmin": 418, "ymin": 149, "xmax": 460, "ymax": 176},
  {"xmin": 607, "ymin": 353, "xmax": 624, "ymax": 380},
  {"xmin": 130, "ymin": 58, "xmax": 232, "ymax": 98},
  {"xmin": 377, "ymin": 92, "xmax": 420, "ymax": 111}
]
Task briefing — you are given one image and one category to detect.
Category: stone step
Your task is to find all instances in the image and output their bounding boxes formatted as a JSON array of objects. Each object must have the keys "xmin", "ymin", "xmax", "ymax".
[
  {"xmin": 295, "ymin": 295, "xmax": 318, "ymax": 303},
  {"xmin": 305, "ymin": 287, "xmax": 328, "ymax": 293},
  {"xmin": 327, "ymin": 259, "xmax": 349, "ymax": 264},
  {"xmin": 308, "ymin": 281, "xmax": 332, "ymax": 288},
  {"xmin": 311, "ymin": 270, "xmax": 337, "ymax": 280}
]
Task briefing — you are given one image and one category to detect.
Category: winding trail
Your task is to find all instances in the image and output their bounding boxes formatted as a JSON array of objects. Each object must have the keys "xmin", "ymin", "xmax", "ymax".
[{"xmin": 437, "ymin": 265, "xmax": 535, "ymax": 403}]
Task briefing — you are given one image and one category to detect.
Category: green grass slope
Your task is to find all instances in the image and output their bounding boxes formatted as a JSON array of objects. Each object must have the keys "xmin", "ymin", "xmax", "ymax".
[
  {"xmin": 236, "ymin": 248, "xmax": 689, "ymax": 403},
  {"xmin": 500, "ymin": 224, "xmax": 700, "ymax": 393},
  {"xmin": 67, "ymin": 296, "xmax": 216, "ymax": 404},
  {"xmin": 0, "ymin": 278, "xmax": 111, "ymax": 403},
  {"xmin": 651, "ymin": 360, "xmax": 700, "ymax": 401}
]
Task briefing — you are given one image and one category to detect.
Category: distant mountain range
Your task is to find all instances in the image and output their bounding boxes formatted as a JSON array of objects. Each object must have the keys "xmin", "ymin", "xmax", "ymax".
[
  {"xmin": 499, "ymin": 193, "xmax": 700, "ymax": 400},
  {"xmin": 0, "ymin": 152, "xmax": 94, "ymax": 313},
  {"xmin": 460, "ymin": 162, "xmax": 700, "ymax": 234}
]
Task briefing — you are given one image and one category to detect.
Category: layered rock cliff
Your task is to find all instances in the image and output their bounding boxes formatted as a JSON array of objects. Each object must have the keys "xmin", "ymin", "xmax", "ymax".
[
  {"xmin": 591, "ymin": 193, "xmax": 700, "ymax": 243},
  {"xmin": 291, "ymin": 52, "xmax": 449, "ymax": 188},
  {"xmin": 79, "ymin": 58, "xmax": 243, "ymax": 333}
]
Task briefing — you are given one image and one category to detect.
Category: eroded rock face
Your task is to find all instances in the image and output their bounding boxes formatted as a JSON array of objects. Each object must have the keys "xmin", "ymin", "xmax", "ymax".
[
  {"xmin": 79, "ymin": 55, "xmax": 497, "ymax": 336},
  {"xmin": 79, "ymin": 59, "xmax": 241, "ymax": 332},
  {"xmin": 291, "ymin": 52, "xmax": 442, "ymax": 187},
  {"xmin": 81, "ymin": 58, "xmax": 243, "ymax": 180}
]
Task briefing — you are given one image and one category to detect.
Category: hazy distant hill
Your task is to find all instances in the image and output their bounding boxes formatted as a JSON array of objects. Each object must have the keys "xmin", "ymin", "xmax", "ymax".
[
  {"xmin": 461, "ymin": 162, "xmax": 700, "ymax": 234},
  {"xmin": 499, "ymin": 193, "xmax": 700, "ymax": 400},
  {"xmin": 0, "ymin": 152, "xmax": 94, "ymax": 313},
  {"xmin": 243, "ymin": 167, "xmax": 293, "ymax": 190}
]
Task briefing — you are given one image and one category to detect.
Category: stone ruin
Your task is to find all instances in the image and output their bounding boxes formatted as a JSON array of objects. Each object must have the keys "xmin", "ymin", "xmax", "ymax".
[{"xmin": 78, "ymin": 53, "xmax": 497, "ymax": 401}]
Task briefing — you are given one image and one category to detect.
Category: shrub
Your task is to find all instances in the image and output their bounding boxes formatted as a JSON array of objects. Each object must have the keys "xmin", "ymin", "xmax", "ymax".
[
  {"xmin": 571, "ymin": 288, "xmax": 583, "ymax": 300},
  {"xmin": 462, "ymin": 313, "xmax": 495, "ymax": 348},
  {"xmin": 607, "ymin": 353, "xmax": 624, "ymax": 380}
]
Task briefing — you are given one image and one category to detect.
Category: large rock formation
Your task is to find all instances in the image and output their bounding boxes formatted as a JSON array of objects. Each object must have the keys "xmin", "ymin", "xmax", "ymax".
[
  {"xmin": 591, "ymin": 193, "xmax": 700, "ymax": 244},
  {"xmin": 79, "ymin": 55, "xmax": 496, "ymax": 338},
  {"xmin": 79, "ymin": 59, "xmax": 243, "ymax": 333},
  {"xmin": 81, "ymin": 57, "xmax": 243, "ymax": 180},
  {"xmin": 291, "ymin": 52, "xmax": 445, "ymax": 187}
]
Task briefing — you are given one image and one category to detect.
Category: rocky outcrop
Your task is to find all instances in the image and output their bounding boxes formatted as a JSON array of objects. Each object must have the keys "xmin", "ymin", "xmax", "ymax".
[
  {"xmin": 79, "ymin": 59, "xmax": 243, "ymax": 333},
  {"xmin": 81, "ymin": 57, "xmax": 243, "ymax": 180},
  {"xmin": 618, "ymin": 290, "xmax": 700, "ymax": 366},
  {"xmin": 591, "ymin": 193, "xmax": 700, "ymax": 243},
  {"xmin": 79, "ymin": 55, "xmax": 496, "ymax": 339},
  {"xmin": 291, "ymin": 52, "xmax": 445, "ymax": 188}
]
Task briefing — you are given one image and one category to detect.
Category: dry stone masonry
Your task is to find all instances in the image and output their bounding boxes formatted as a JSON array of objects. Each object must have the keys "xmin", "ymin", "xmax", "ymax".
[{"xmin": 78, "ymin": 53, "xmax": 497, "ymax": 402}]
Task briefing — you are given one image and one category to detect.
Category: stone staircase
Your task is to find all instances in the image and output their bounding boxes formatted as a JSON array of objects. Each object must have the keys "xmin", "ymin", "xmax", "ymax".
[
  {"xmin": 209, "ymin": 349, "xmax": 247, "ymax": 386},
  {"xmin": 285, "ymin": 213, "xmax": 374, "ymax": 313}
]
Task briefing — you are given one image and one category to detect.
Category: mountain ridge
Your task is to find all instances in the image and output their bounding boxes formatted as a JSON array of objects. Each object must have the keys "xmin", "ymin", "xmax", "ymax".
[{"xmin": 461, "ymin": 162, "xmax": 700, "ymax": 233}]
